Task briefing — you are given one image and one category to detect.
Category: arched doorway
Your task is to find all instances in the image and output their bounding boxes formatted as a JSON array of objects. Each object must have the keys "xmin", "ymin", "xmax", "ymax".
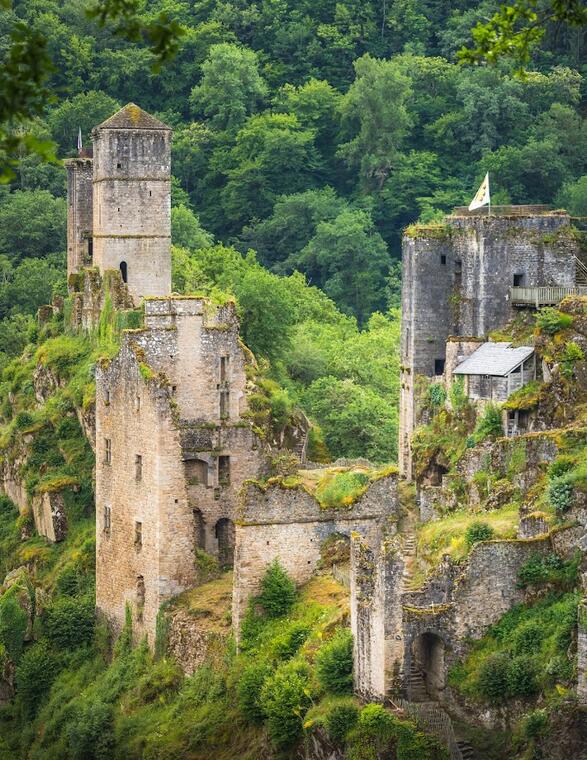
[
  {"xmin": 215, "ymin": 518, "xmax": 235, "ymax": 569},
  {"xmin": 119, "ymin": 260, "xmax": 128, "ymax": 283},
  {"xmin": 410, "ymin": 632, "xmax": 445, "ymax": 701}
]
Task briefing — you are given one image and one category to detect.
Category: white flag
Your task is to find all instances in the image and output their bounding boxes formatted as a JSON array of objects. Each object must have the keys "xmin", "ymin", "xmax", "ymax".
[
  {"xmin": 77, "ymin": 127, "xmax": 83, "ymax": 154},
  {"xmin": 468, "ymin": 173, "xmax": 490, "ymax": 211}
]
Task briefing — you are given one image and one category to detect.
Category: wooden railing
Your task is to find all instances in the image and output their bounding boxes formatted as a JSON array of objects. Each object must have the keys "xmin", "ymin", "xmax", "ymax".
[{"xmin": 511, "ymin": 286, "xmax": 587, "ymax": 307}]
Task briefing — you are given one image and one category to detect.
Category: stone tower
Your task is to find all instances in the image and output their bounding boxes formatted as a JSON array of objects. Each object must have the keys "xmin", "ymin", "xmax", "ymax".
[
  {"xmin": 64, "ymin": 156, "xmax": 93, "ymax": 277},
  {"xmin": 91, "ymin": 104, "xmax": 172, "ymax": 302},
  {"xmin": 399, "ymin": 207, "xmax": 579, "ymax": 479}
]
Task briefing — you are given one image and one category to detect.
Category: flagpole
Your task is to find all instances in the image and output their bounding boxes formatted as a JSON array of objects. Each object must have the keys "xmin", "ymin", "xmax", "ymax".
[{"xmin": 488, "ymin": 173, "xmax": 491, "ymax": 217}]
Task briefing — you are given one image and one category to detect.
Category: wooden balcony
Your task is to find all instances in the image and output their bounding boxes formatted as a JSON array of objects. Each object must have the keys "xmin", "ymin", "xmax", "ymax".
[{"xmin": 511, "ymin": 286, "xmax": 587, "ymax": 307}]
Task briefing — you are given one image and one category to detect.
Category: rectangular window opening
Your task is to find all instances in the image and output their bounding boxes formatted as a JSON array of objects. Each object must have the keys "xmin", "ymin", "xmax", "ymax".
[
  {"xmin": 218, "ymin": 455, "xmax": 230, "ymax": 486},
  {"xmin": 104, "ymin": 389, "xmax": 110, "ymax": 406},
  {"xmin": 104, "ymin": 438, "xmax": 111, "ymax": 465},
  {"xmin": 135, "ymin": 395, "xmax": 141, "ymax": 412},
  {"xmin": 513, "ymin": 273, "xmax": 525, "ymax": 287},
  {"xmin": 434, "ymin": 359, "xmax": 445, "ymax": 375},
  {"xmin": 440, "ymin": 254, "xmax": 447, "ymax": 266},
  {"xmin": 135, "ymin": 454, "xmax": 142, "ymax": 482},
  {"xmin": 220, "ymin": 356, "xmax": 229, "ymax": 383}
]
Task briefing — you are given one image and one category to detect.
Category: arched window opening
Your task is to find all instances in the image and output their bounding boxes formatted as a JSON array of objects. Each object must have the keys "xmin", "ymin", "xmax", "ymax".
[{"xmin": 120, "ymin": 260, "xmax": 128, "ymax": 283}]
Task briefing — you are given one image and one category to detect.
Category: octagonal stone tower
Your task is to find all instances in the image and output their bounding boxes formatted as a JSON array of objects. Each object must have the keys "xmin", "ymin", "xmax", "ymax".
[{"xmin": 91, "ymin": 104, "xmax": 172, "ymax": 302}]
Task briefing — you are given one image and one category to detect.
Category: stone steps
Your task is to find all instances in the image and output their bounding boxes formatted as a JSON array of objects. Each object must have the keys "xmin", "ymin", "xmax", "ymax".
[
  {"xmin": 456, "ymin": 740, "xmax": 476, "ymax": 759},
  {"xmin": 408, "ymin": 662, "xmax": 428, "ymax": 702}
]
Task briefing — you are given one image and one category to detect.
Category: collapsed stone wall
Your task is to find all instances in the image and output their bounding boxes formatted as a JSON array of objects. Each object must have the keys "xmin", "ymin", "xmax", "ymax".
[
  {"xmin": 351, "ymin": 530, "xmax": 569, "ymax": 702},
  {"xmin": 232, "ymin": 475, "xmax": 400, "ymax": 641}
]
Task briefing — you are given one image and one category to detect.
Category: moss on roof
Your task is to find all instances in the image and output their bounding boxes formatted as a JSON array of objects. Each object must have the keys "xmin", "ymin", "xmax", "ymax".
[{"xmin": 96, "ymin": 103, "xmax": 171, "ymax": 131}]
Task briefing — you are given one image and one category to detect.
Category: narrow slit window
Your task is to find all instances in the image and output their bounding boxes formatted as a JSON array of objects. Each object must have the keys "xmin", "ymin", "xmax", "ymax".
[
  {"xmin": 104, "ymin": 389, "xmax": 110, "ymax": 406},
  {"xmin": 104, "ymin": 505, "xmax": 111, "ymax": 534},
  {"xmin": 87, "ymin": 237, "xmax": 93, "ymax": 260},
  {"xmin": 220, "ymin": 389, "xmax": 230, "ymax": 419},
  {"xmin": 135, "ymin": 454, "xmax": 142, "ymax": 482},
  {"xmin": 135, "ymin": 395, "xmax": 141, "ymax": 412},
  {"xmin": 120, "ymin": 261, "xmax": 128, "ymax": 283},
  {"xmin": 134, "ymin": 521, "xmax": 143, "ymax": 549},
  {"xmin": 220, "ymin": 356, "xmax": 229, "ymax": 383},
  {"xmin": 104, "ymin": 438, "xmax": 111, "ymax": 465},
  {"xmin": 440, "ymin": 254, "xmax": 447, "ymax": 266}
]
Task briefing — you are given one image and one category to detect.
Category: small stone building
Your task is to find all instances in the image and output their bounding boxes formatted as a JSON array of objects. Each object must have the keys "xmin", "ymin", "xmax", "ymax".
[
  {"xmin": 453, "ymin": 342, "xmax": 535, "ymax": 403},
  {"xmin": 96, "ymin": 297, "xmax": 264, "ymax": 644}
]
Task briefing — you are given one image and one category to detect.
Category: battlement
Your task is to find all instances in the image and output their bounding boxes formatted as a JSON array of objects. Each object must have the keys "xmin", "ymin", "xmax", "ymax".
[{"xmin": 450, "ymin": 204, "xmax": 564, "ymax": 218}]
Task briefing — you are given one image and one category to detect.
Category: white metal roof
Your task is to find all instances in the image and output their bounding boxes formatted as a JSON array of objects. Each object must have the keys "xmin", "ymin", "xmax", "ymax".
[{"xmin": 453, "ymin": 342, "xmax": 534, "ymax": 377}]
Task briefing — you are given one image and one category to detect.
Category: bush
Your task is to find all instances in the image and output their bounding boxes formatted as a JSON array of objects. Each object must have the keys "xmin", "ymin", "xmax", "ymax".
[
  {"xmin": 477, "ymin": 654, "xmax": 510, "ymax": 703},
  {"xmin": 517, "ymin": 552, "xmax": 578, "ymax": 589},
  {"xmin": 66, "ymin": 697, "xmax": 115, "ymax": 759},
  {"xmin": 44, "ymin": 595, "xmax": 95, "ymax": 649},
  {"xmin": 521, "ymin": 709, "xmax": 548, "ymax": 739},
  {"xmin": 512, "ymin": 622, "xmax": 544, "ymax": 654},
  {"xmin": 325, "ymin": 701, "xmax": 359, "ymax": 743},
  {"xmin": 548, "ymin": 476, "xmax": 574, "ymax": 514},
  {"xmin": 465, "ymin": 521, "xmax": 494, "ymax": 547},
  {"xmin": 428, "ymin": 383, "xmax": 446, "ymax": 409},
  {"xmin": 0, "ymin": 588, "xmax": 28, "ymax": 663},
  {"xmin": 15, "ymin": 641, "xmax": 59, "ymax": 718},
  {"xmin": 472, "ymin": 404, "xmax": 503, "ymax": 443},
  {"xmin": 237, "ymin": 661, "xmax": 271, "ymax": 723},
  {"xmin": 316, "ymin": 629, "xmax": 353, "ymax": 694},
  {"xmin": 315, "ymin": 470, "xmax": 370, "ymax": 509},
  {"xmin": 271, "ymin": 622, "xmax": 311, "ymax": 660},
  {"xmin": 507, "ymin": 655, "xmax": 538, "ymax": 698},
  {"xmin": 258, "ymin": 560, "xmax": 296, "ymax": 618},
  {"xmin": 560, "ymin": 341, "xmax": 584, "ymax": 378},
  {"xmin": 260, "ymin": 660, "xmax": 312, "ymax": 748},
  {"xmin": 536, "ymin": 307, "xmax": 573, "ymax": 335}
]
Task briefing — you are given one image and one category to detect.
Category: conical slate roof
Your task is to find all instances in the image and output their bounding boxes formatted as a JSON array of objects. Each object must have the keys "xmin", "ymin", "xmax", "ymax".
[{"xmin": 96, "ymin": 103, "xmax": 171, "ymax": 131}]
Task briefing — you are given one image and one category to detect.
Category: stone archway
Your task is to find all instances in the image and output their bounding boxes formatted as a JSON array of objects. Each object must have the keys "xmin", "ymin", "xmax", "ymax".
[{"xmin": 410, "ymin": 632, "xmax": 445, "ymax": 701}]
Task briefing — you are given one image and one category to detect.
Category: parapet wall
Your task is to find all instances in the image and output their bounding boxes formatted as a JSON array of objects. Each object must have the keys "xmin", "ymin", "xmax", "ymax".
[{"xmin": 232, "ymin": 474, "xmax": 400, "ymax": 641}]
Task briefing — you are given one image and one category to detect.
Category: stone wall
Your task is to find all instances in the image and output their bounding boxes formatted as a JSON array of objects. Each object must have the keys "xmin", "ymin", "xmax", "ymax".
[
  {"xmin": 399, "ymin": 211, "xmax": 578, "ymax": 478},
  {"xmin": 95, "ymin": 297, "xmax": 265, "ymax": 645},
  {"xmin": 232, "ymin": 474, "xmax": 400, "ymax": 641}
]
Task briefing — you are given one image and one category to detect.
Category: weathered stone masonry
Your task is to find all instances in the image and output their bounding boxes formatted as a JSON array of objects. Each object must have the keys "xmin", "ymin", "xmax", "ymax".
[
  {"xmin": 399, "ymin": 210, "xmax": 578, "ymax": 478},
  {"xmin": 96, "ymin": 297, "xmax": 264, "ymax": 644}
]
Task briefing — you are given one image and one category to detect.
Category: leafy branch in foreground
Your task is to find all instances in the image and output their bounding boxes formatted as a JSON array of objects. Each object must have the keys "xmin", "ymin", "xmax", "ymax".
[{"xmin": 459, "ymin": 0, "xmax": 587, "ymax": 71}]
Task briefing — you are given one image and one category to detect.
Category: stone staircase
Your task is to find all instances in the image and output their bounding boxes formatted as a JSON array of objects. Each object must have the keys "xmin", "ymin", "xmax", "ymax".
[
  {"xmin": 408, "ymin": 660, "xmax": 428, "ymax": 702},
  {"xmin": 456, "ymin": 740, "xmax": 476, "ymax": 759},
  {"xmin": 401, "ymin": 531, "xmax": 418, "ymax": 591}
]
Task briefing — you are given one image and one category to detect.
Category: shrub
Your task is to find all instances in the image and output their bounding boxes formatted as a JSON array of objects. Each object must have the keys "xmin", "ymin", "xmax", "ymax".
[
  {"xmin": 507, "ymin": 655, "xmax": 538, "ymax": 697},
  {"xmin": 325, "ymin": 701, "xmax": 359, "ymax": 743},
  {"xmin": 316, "ymin": 629, "xmax": 353, "ymax": 694},
  {"xmin": 521, "ymin": 709, "xmax": 548, "ymax": 739},
  {"xmin": 517, "ymin": 552, "xmax": 578, "ymax": 589},
  {"xmin": 271, "ymin": 622, "xmax": 311, "ymax": 660},
  {"xmin": 428, "ymin": 383, "xmax": 446, "ymax": 409},
  {"xmin": 548, "ymin": 455, "xmax": 575, "ymax": 480},
  {"xmin": 477, "ymin": 654, "xmax": 510, "ymax": 703},
  {"xmin": 66, "ymin": 697, "xmax": 115, "ymax": 759},
  {"xmin": 536, "ymin": 308, "xmax": 573, "ymax": 335},
  {"xmin": 548, "ymin": 476, "xmax": 573, "ymax": 514},
  {"xmin": 14, "ymin": 411, "xmax": 34, "ymax": 429},
  {"xmin": 0, "ymin": 588, "xmax": 28, "ymax": 663},
  {"xmin": 15, "ymin": 641, "xmax": 59, "ymax": 718},
  {"xmin": 258, "ymin": 560, "xmax": 296, "ymax": 618},
  {"xmin": 260, "ymin": 660, "xmax": 312, "ymax": 748},
  {"xmin": 44, "ymin": 595, "xmax": 95, "ymax": 649},
  {"xmin": 449, "ymin": 377, "xmax": 468, "ymax": 412},
  {"xmin": 465, "ymin": 521, "xmax": 494, "ymax": 547},
  {"xmin": 315, "ymin": 470, "xmax": 370, "ymax": 509},
  {"xmin": 560, "ymin": 341, "xmax": 584, "ymax": 378},
  {"xmin": 237, "ymin": 661, "xmax": 271, "ymax": 723},
  {"xmin": 472, "ymin": 404, "xmax": 503, "ymax": 443},
  {"xmin": 512, "ymin": 622, "xmax": 544, "ymax": 654}
]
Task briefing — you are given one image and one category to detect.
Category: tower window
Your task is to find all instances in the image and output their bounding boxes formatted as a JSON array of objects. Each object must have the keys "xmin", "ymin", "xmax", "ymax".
[
  {"xmin": 87, "ymin": 237, "xmax": 93, "ymax": 260},
  {"xmin": 134, "ymin": 521, "xmax": 143, "ymax": 549},
  {"xmin": 149, "ymin": 190, "xmax": 152, "ymax": 197},
  {"xmin": 104, "ymin": 438, "xmax": 111, "ymax": 465},
  {"xmin": 220, "ymin": 389, "xmax": 230, "ymax": 419},
  {"xmin": 136, "ymin": 575, "xmax": 145, "ymax": 620},
  {"xmin": 135, "ymin": 454, "xmax": 142, "ymax": 482},
  {"xmin": 104, "ymin": 505, "xmax": 111, "ymax": 534},
  {"xmin": 513, "ymin": 273, "xmax": 525, "ymax": 287},
  {"xmin": 135, "ymin": 395, "xmax": 141, "ymax": 412},
  {"xmin": 440, "ymin": 254, "xmax": 447, "ymax": 265},
  {"xmin": 120, "ymin": 261, "xmax": 128, "ymax": 283},
  {"xmin": 104, "ymin": 389, "xmax": 110, "ymax": 406},
  {"xmin": 117, "ymin": 162, "xmax": 122, "ymax": 169},
  {"xmin": 434, "ymin": 358, "xmax": 445, "ymax": 375},
  {"xmin": 218, "ymin": 455, "xmax": 230, "ymax": 486},
  {"xmin": 220, "ymin": 356, "xmax": 229, "ymax": 382}
]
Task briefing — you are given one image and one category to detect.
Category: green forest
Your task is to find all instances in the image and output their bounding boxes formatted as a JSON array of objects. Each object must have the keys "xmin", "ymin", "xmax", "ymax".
[
  {"xmin": 0, "ymin": 0, "xmax": 586, "ymax": 460},
  {"xmin": 0, "ymin": 1, "xmax": 586, "ymax": 758}
]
